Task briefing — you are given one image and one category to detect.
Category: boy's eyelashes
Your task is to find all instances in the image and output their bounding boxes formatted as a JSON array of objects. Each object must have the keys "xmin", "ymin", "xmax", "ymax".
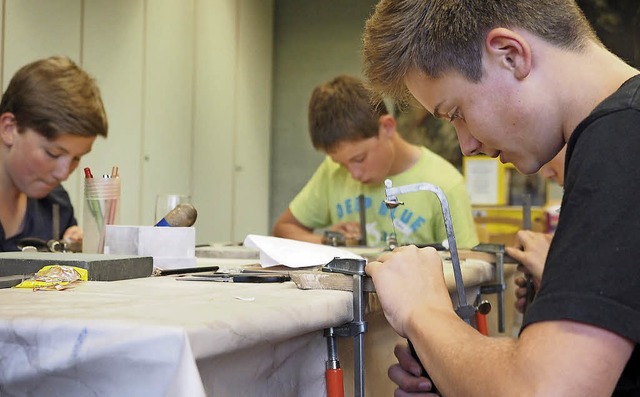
[
  {"xmin": 433, "ymin": 106, "xmax": 463, "ymax": 122},
  {"xmin": 45, "ymin": 150, "xmax": 61, "ymax": 159},
  {"xmin": 448, "ymin": 109, "xmax": 462, "ymax": 122},
  {"xmin": 351, "ymin": 155, "xmax": 366, "ymax": 163}
]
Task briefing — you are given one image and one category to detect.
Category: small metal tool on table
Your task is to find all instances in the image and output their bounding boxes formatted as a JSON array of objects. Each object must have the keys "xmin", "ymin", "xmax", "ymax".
[
  {"xmin": 154, "ymin": 266, "xmax": 219, "ymax": 276},
  {"xmin": 358, "ymin": 194, "xmax": 367, "ymax": 246},
  {"xmin": 17, "ymin": 237, "xmax": 81, "ymax": 253},
  {"xmin": 383, "ymin": 179, "xmax": 491, "ymax": 394},
  {"xmin": 322, "ymin": 231, "xmax": 347, "ymax": 247}
]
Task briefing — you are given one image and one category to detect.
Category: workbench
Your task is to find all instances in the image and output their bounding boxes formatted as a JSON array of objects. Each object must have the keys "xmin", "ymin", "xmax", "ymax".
[{"xmin": 0, "ymin": 258, "xmax": 495, "ymax": 396}]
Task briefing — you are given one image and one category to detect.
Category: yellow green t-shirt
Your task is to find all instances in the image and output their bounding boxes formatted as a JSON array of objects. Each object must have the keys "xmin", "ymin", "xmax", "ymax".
[{"xmin": 289, "ymin": 146, "xmax": 479, "ymax": 248}]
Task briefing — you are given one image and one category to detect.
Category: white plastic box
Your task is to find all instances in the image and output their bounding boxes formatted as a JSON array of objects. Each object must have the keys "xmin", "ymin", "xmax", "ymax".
[{"xmin": 104, "ymin": 225, "xmax": 196, "ymax": 269}]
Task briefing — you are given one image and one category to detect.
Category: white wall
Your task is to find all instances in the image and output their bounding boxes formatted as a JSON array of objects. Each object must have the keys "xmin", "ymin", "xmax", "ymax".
[
  {"xmin": 191, "ymin": 0, "xmax": 273, "ymax": 242},
  {"xmin": 1, "ymin": 0, "xmax": 273, "ymax": 244},
  {"xmin": 83, "ymin": 0, "xmax": 145, "ymax": 232}
]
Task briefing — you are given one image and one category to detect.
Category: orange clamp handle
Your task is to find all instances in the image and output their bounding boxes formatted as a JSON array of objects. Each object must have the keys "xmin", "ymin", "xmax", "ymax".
[
  {"xmin": 326, "ymin": 368, "xmax": 344, "ymax": 397},
  {"xmin": 476, "ymin": 311, "xmax": 489, "ymax": 336}
]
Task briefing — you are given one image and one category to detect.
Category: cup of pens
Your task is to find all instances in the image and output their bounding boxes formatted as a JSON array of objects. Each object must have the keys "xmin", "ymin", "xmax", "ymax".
[{"xmin": 83, "ymin": 167, "xmax": 120, "ymax": 253}]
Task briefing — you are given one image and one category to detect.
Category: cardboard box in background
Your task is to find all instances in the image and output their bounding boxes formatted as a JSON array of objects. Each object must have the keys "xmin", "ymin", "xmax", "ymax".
[
  {"xmin": 464, "ymin": 155, "xmax": 548, "ymax": 207},
  {"xmin": 473, "ymin": 206, "xmax": 546, "ymax": 246}
]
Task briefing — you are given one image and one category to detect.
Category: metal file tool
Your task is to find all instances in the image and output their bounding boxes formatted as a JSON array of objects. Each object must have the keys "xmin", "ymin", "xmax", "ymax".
[
  {"xmin": 320, "ymin": 180, "xmax": 492, "ymax": 396},
  {"xmin": 383, "ymin": 179, "xmax": 476, "ymax": 322},
  {"xmin": 383, "ymin": 179, "xmax": 491, "ymax": 393},
  {"xmin": 358, "ymin": 194, "xmax": 367, "ymax": 246}
]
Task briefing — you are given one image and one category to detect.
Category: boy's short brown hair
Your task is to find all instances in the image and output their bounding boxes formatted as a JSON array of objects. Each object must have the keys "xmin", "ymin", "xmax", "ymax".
[
  {"xmin": 308, "ymin": 75, "xmax": 388, "ymax": 152},
  {"xmin": 363, "ymin": 0, "xmax": 599, "ymax": 103},
  {"xmin": 0, "ymin": 56, "xmax": 108, "ymax": 138}
]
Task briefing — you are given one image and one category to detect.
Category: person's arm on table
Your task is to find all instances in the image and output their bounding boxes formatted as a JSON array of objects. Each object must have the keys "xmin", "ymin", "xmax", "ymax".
[
  {"xmin": 273, "ymin": 208, "xmax": 323, "ymax": 244},
  {"xmin": 273, "ymin": 208, "xmax": 361, "ymax": 244},
  {"xmin": 366, "ymin": 246, "xmax": 634, "ymax": 396}
]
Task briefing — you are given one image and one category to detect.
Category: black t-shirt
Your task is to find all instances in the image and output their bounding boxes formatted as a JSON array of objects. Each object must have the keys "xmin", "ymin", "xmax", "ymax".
[
  {"xmin": 0, "ymin": 185, "xmax": 77, "ymax": 252},
  {"xmin": 522, "ymin": 74, "xmax": 640, "ymax": 395}
]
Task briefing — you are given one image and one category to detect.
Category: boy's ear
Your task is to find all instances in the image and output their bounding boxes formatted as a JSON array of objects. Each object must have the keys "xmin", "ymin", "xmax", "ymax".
[
  {"xmin": 378, "ymin": 114, "xmax": 396, "ymax": 137},
  {"xmin": 485, "ymin": 28, "xmax": 531, "ymax": 80},
  {"xmin": 0, "ymin": 113, "xmax": 18, "ymax": 146}
]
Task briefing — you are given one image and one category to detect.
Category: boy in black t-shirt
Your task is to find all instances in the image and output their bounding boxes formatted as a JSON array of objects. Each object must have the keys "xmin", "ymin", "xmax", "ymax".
[{"xmin": 362, "ymin": 0, "xmax": 640, "ymax": 395}]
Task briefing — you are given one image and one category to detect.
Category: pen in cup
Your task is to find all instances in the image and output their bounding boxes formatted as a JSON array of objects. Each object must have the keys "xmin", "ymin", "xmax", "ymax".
[
  {"xmin": 84, "ymin": 167, "xmax": 103, "ymax": 230},
  {"xmin": 83, "ymin": 166, "xmax": 120, "ymax": 253},
  {"xmin": 105, "ymin": 166, "xmax": 119, "ymax": 225}
]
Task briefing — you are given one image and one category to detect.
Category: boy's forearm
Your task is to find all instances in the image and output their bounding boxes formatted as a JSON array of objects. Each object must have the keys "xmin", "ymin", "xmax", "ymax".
[
  {"xmin": 407, "ymin": 310, "xmax": 629, "ymax": 397},
  {"xmin": 273, "ymin": 222, "xmax": 323, "ymax": 244}
]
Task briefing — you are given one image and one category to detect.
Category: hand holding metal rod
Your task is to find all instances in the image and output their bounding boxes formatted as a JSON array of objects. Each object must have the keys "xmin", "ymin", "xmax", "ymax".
[
  {"xmin": 383, "ymin": 179, "xmax": 478, "ymax": 394},
  {"xmin": 383, "ymin": 180, "xmax": 474, "ymax": 321}
]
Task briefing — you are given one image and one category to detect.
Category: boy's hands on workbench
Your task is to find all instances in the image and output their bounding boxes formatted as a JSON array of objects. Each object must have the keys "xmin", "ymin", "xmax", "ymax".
[
  {"xmin": 62, "ymin": 225, "xmax": 83, "ymax": 241},
  {"xmin": 366, "ymin": 245, "xmax": 454, "ymax": 338},
  {"xmin": 388, "ymin": 343, "xmax": 440, "ymax": 396},
  {"xmin": 505, "ymin": 230, "xmax": 551, "ymax": 282},
  {"xmin": 329, "ymin": 221, "xmax": 361, "ymax": 242},
  {"xmin": 505, "ymin": 230, "xmax": 552, "ymax": 313}
]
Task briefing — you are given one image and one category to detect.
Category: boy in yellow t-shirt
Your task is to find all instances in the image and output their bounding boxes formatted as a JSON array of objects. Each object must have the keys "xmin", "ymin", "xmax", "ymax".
[{"xmin": 272, "ymin": 75, "xmax": 478, "ymax": 248}]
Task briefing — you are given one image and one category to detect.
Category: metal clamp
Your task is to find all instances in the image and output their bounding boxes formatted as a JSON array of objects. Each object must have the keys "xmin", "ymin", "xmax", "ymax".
[
  {"xmin": 323, "ymin": 257, "xmax": 369, "ymax": 397},
  {"xmin": 473, "ymin": 243, "xmax": 507, "ymax": 333}
]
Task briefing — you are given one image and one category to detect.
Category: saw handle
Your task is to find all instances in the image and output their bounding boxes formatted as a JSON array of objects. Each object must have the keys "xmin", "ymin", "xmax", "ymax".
[
  {"xmin": 523, "ymin": 273, "xmax": 536, "ymax": 312},
  {"xmin": 408, "ymin": 340, "xmax": 439, "ymax": 395}
]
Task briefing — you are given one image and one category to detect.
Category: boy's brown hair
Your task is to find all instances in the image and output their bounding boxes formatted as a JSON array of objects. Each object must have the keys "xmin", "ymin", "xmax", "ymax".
[
  {"xmin": 0, "ymin": 56, "xmax": 108, "ymax": 138},
  {"xmin": 308, "ymin": 75, "xmax": 388, "ymax": 152},
  {"xmin": 363, "ymin": 0, "xmax": 600, "ymax": 103}
]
